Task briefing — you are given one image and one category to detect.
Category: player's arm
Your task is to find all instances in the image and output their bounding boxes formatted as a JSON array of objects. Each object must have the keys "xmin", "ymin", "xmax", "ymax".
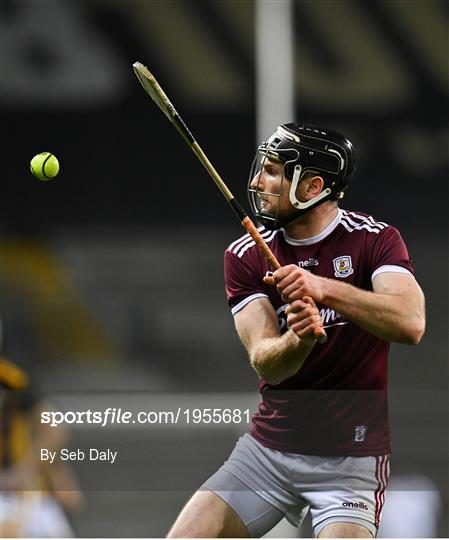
[
  {"xmin": 269, "ymin": 267, "xmax": 425, "ymax": 344},
  {"xmin": 233, "ymin": 296, "xmax": 320, "ymax": 385}
]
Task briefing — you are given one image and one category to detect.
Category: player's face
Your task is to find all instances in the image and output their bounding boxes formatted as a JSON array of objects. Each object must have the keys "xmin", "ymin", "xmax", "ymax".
[{"xmin": 250, "ymin": 157, "xmax": 292, "ymax": 218}]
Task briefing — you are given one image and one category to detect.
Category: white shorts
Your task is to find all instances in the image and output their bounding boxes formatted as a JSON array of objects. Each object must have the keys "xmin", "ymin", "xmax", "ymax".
[{"xmin": 202, "ymin": 433, "xmax": 389, "ymax": 537}]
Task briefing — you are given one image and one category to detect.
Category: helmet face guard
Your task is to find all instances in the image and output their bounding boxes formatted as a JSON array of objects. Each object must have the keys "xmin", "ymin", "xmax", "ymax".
[
  {"xmin": 248, "ymin": 148, "xmax": 299, "ymax": 229},
  {"xmin": 248, "ymin": 124, "xmax": 355, "ymax": 229}
]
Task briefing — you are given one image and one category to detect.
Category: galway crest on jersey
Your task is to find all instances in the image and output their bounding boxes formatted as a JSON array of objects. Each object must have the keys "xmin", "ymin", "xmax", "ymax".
[{"xmin": 333, "ymin": 255, "xmax": 354, "ymax": 278}]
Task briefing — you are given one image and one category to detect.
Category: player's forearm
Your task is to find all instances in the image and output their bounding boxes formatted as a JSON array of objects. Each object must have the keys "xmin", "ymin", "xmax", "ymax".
[
  {"xmin": 250, "ymin": 330, "xmax": 315, "ymax": 385},
  {"xmin": 322, "ymin": 279, "xmax": 424, "ymax": 344}
]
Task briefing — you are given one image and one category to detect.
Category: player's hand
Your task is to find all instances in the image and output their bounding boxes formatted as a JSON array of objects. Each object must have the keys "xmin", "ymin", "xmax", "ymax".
[
  {"xmin": 263, "ymin": 264, "xmax": 327, "ymax": 303},
  {"xmin": 285, "ymin": 296, "xmax": 323, "ymax": 341}
]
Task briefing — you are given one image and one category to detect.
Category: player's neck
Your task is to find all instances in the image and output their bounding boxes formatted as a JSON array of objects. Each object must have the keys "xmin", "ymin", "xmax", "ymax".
[{"xmin": 284, "ymin": 203, "xmax": 339, "ymax": 240}]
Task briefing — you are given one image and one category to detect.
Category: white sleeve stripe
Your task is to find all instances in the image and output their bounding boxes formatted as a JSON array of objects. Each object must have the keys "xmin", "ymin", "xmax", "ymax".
[
  {"xmin": 228, "ymin": 233, "xmax": 250, "ymax": 251},
  {"xmin": 237, "ymin": 229, "xmax": 280, "ymax": 258},
  {"xmin": 341, "ymin": 214, "xmax": 384, "ymax": 232},
  {"xmin": 345, "ymin": 211, "xmax": 388, "ymax": 228},
  {"xmin": 340, "ymin": 218, "xmax": 382, "ymax": 234},
  {"xmin": 227, "ymin": 226, "xmax": 265, "ymax": 251},
  {"xmin": 230, "ymin": 293, "xmax": 268, "ymax": 315},
  {"xmin": 230, "ymin": 229, "xmax": 271, "ymax": 254},
  {"xmin": 371, "ymin": 265, "xmax": 413, "ymax": 281}
]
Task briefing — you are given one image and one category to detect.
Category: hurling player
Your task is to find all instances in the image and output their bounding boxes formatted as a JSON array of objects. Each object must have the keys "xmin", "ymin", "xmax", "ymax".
[{"xmin": 168, "ymin": 124, "xmax": 425, "ymax": 538}]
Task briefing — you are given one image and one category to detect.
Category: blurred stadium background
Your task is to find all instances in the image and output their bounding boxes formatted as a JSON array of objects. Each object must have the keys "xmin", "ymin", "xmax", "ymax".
[{"xmin": 0, "ymin": 0, "xmax": 447, "ymax": 537}]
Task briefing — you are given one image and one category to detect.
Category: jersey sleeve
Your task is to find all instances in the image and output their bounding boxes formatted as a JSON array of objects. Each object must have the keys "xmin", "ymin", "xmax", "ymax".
[
  {"xmin": 224, "ymin": 248, "xmax": 267, "ymax": 315},
  {"xmin": 369, "ymin": 226, "xmax": 414, "ymax": 281}
]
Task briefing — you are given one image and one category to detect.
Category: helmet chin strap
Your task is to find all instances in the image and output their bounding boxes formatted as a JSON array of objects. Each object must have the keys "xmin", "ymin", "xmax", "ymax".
[{"xmin": 289, "ymin": 165, "xmax": 332, "ymax": 210}]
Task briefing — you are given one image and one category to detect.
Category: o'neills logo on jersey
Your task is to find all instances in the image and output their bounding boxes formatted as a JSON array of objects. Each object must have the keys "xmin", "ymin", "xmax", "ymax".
[
  {"xmin": 333, "ymin": 255, "xmax": 354, "ymax": 278},
  {"xmin": 342, "ymin": 501, "xmax": 369, "ymax": 510},
  {"xmin": 298, "ymin": 258, "xmax": 319, "ymax": 268}
]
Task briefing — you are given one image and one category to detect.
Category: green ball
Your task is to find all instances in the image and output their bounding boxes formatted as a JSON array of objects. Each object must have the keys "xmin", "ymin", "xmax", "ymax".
[{"xmin": 30, "ymin": 152, "xmax": 60, "ymax": 181}]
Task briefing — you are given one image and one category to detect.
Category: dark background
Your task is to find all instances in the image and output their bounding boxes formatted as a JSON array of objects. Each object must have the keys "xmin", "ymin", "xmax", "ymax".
[{"xmin": 0, "ymin": 0, "xmax": 447, "ymax": 537}]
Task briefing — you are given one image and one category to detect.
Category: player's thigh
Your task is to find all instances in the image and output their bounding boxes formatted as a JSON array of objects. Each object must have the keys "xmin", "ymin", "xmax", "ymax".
[
  {"xmin": 318, "ymin": 521, "xmax": 373, "ymax": 538},
  {"xmin": 305, "ymin": 454, "xmax": 389, "ymax": 537},
  {"xmin": 167, "ymin": 489, "xmax": 250, "ymax": 538}
]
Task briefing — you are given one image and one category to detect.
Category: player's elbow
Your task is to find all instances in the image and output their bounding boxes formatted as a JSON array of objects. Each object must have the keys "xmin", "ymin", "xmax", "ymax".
[
  {"xmin": 405, "ymin": 292, "xmax": 426, "ymax": 345},
  {"xmin": 250, "ymin": 355, "xmax": 284, "ymax": 386},
  {"xmin": 400, "ymin": 316, "xmax": 426, "ymax": 345},
  {"xmin": 261, "ymin": 372, "xmax": 285, "ymax": 386},
  {"xmin": 409, "ymin": 320, "xmax": 426, "ymax": 345}
]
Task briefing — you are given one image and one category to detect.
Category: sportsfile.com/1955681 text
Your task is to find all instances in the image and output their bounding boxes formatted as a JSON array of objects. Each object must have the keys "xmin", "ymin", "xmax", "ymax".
[{"xmin": 41, "ymin": 407, "xmax": 251, "ymax": 427}]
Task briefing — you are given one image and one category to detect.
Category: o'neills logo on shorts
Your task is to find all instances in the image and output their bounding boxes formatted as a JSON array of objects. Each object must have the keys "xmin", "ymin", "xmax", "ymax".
[{"xmin": 342, "ymin": 501, "xmax": 368, "ymax": 510}]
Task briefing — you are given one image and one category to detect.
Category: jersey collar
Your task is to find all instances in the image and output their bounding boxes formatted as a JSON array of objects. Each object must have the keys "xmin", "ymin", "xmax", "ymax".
[{"xmin": 282, "ymin": 208, "xmax": 343, "ymax": 246}]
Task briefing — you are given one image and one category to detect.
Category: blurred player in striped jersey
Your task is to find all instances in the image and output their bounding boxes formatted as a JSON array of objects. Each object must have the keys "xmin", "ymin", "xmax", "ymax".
[
  {"xmin": 168, "ymin": 124, "xmax": 425, "ymax": 538},
  {"xmin": 0, "ymin": 355, "xmax": 82, "ymax": 536}
]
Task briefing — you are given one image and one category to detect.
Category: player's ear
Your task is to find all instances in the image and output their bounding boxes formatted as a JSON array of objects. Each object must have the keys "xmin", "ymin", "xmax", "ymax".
[{"xmin": 305, "ymin": 175, "xmax": 324, "ymax": 199}]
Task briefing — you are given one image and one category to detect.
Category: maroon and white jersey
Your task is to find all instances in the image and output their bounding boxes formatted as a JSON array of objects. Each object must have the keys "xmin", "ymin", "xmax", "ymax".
[{"xmin": 224, "ymin": 208, "xmax": 414, "ymax": 456}]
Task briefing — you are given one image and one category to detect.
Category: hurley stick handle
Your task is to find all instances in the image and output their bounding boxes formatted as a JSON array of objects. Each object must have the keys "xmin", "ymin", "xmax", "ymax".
[{"xmin": 241, "ymin": 217, "xmax": 327, "ymax": 344}]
